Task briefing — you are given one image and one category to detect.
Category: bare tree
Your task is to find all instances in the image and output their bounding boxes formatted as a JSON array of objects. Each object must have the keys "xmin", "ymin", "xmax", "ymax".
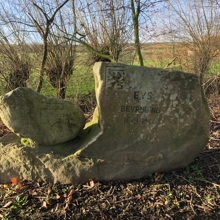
[
  {"xmin": 165, "ymin": 0, "xmax": 220, "ymax": 82},
  {"xmin": 129, "ymin": 0, "xmax": 165, "ymax": 66},
  {"xmin": 45, "ymin": 44, "xmax": 75, "ymax": 99},
  {"xmin": 0, "ymin": 1, "xmax": 31, "ymax": 92},
  {"xmin": 45, "ymin": 1, "xmax": 76, "ymax": 99},
  {"xmin": 130, "ymin": 0, "xmax": 144, "ymax": 66},
  {"xmin": 71, "ymin": 0, "xmax": 131, "ymax": 64},
  {"xmin": 24, "ymin": 0, "xmax": 69, "ymax": 93}
]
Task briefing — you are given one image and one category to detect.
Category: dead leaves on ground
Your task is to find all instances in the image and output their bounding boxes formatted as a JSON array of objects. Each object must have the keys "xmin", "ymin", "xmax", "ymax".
[
  {"xmin": 0, "ymin": 164, "xmax": 220, "ymax": 219},
  {"xmin": 207, "ymin": 98, "xmax": 220, "ymax": 150}
]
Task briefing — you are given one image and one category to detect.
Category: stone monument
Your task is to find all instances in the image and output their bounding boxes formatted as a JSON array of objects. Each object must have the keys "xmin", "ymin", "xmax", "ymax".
[
  {"xmin": 0, "ymin": 62, "xmax": 210, "ymax": 184},
  {"xmin": 74, "ymin": 62, "xmax": 210, "ymax": 181}
]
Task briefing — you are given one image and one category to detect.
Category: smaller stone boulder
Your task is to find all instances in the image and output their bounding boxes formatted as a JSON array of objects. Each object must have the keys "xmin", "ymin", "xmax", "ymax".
[{"xmin": 0, "ymin": 87, "xmax": 85, "ymax": 145}]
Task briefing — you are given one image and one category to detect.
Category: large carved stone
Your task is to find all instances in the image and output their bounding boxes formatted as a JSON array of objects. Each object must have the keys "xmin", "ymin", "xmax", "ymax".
[
  {"xmin": 0, "ymin": 87, "xmax": 85, "ymax": 145},
  {"xmin": 74, "ymin": 62, "xmax": 210, "ymax": 181},
  {"xmin": 0, "ymin": 63, "xmax": 210, "ymax": 184}
]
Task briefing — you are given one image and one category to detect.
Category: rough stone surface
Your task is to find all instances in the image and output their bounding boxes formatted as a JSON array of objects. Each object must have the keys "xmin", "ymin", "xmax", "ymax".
[
  {"xmin": 0, "ymin": 87, "xmax": 85, "ymax": 145},
  {"xmin": 0, "ymin": 141, "xmax": 94, "ymax": 184},
  {"xmin": 0, "ymin": 63, "xmax": 210, "ymax": 184},
  {"xmin": 76, "ymin": 62, "xmax": 210, "ymax": 181}
]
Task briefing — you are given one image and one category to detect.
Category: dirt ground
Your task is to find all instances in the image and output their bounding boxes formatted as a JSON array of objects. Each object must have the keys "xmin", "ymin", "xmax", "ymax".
[{"xmin": 0, "ymin": 97, "xmax": 219, "ymax": 220}]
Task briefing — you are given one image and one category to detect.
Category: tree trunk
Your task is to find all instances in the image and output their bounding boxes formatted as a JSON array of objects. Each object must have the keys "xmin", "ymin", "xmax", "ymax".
[
  {"xmin": 133, "ymin": 16, "xmax": 144, "ymax": 66},
  {"xmin": 36, "ymin": 38, "xmax": 48, "ymax": 93},
  {"xmin": 130, "ymin": 0, "xmax": 144, "ymax": 66}
]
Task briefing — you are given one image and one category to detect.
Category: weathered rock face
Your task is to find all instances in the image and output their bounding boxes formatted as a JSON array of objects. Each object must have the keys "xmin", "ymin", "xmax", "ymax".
[
  {"xmin": 0, "ymin": 141, "xmax": 94, "ymax": 184},
  {"xmin": 0, "ymin": 63, "xmax": 210, "ymax": 184},
  {"xmin": 75, "ymin": 62, "xmax": 210, "ymax": 181},
  {"xmin": 0, "ymin": 87, "xmax": 85, "ymax": 145}
]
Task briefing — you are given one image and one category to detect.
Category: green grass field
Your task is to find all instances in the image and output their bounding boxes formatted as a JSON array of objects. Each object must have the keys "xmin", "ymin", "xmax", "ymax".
[{"xmin": 1, "ymin": 43, "xmax": 220, "ymax": 98}]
